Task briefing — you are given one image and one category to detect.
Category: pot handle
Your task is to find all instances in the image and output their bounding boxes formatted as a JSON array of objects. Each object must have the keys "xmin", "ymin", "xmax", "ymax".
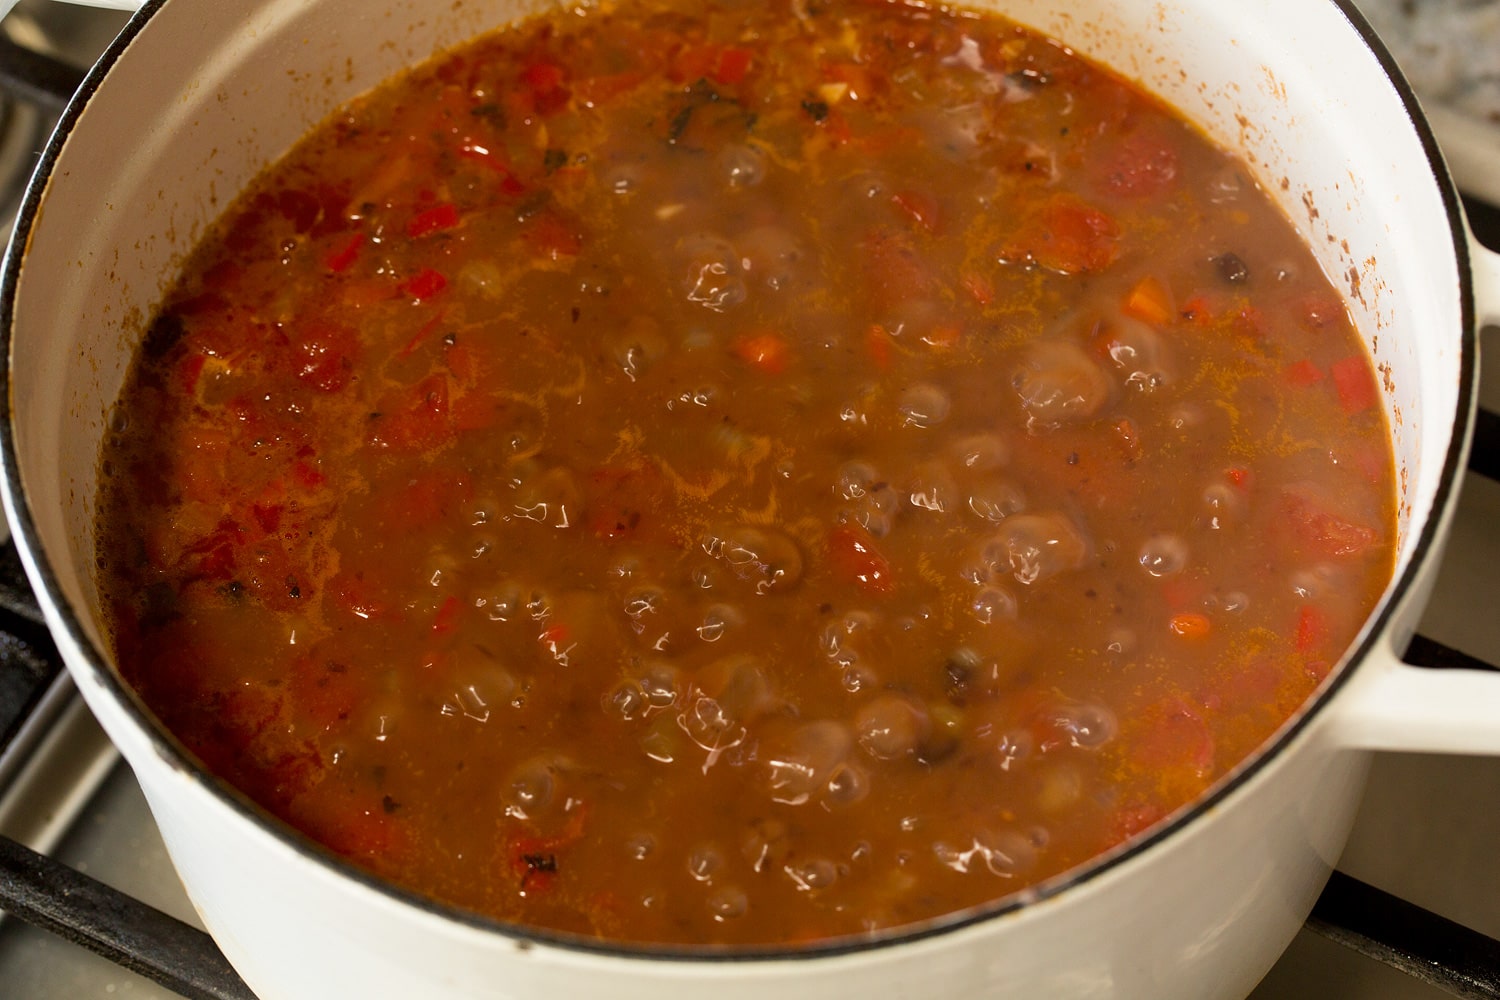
[
  {"xmin": 1326, "ymin": 637, "xmax": 1500, "ymax": 754},
  {"xmin": 1327, "ymin": 236, "xmax": 1500, "ymax": 755}
]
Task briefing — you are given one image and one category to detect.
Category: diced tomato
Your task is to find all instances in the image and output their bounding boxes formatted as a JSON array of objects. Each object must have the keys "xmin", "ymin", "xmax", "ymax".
[
  {"xmin": 431, "ymin": 594, "xmax": 463, "ymax": 636},
  {"xmin": 1330, "ymin": 355, "xmax": 1378, "ymax": 415},
  {"xmin": 1281, "ymin": 486, "xmax": 1378, "ymax": 557},
  {"xmin": 859, "ymin": 227, "xmax": 935, "ymax": 308},
  {"xmin": 396, "ymin": 312, "xmax": 449, "ymax": 359},
  {"xmin": 407, "ymin": 202, "xmax": 461, "ymax": 239},
  {"xmin": 369, "ymin": 374, "xmax": 453, "ymax": 453},
  {"xmin": 730, "ymin": 331, "xmax": 791, "ymax": 374},
  {"xmin": 865, "ymin": 324, "xmax": 893, "ymax": 370},
  {"xmin": 1005, "ymin": 195, "xmax": 1119, "ymax": 274},
  {"xmin": 1294, "ymin": 604, "xmax": 1329, "ymax": 656},
  {"xmin": 250, "ymin": 502, "xmax": 283, "ymax": 534},
  {"xmin": 178, "ymin": 427, "xmax": 232, "ymax": 504},
  {"xmin": 374, "ymin": 466, "xmax": 473, "ymax": 529},
  {"xmin": 714, "ymin": 46, "xmax": 753, "ymax": 85},
  {"xmin": 331, "ymin": 570, "xmax": 398, "ymax": 622},
  {"xmin": 960, "ymin": 269, "xmax": 995, "ymax": 307},
  {"xmin": 1292, "ymin": 291, "xmax": 1346, "ymax": 331},
  {"xmin": 456, "ymin": 142, "xmax": 528, "ymax": 196},
  {"xmin": 521, "ymin": 60, "xmax": 571, "ymax": 115},
  {"xmin": 1110, "ymin": 803, "xmax": 1167, "ymax": 843},
  {"xmin": 523, "ymin": 60, "xmax": 565, "ymax": 93},
  {"xmin": 400, "ymin": 268, "xmax": 449, "ymax": 301},
  {"xmin": 1282, "ymin": 359, "xmax": 1324, "ymax": 387},
  {"xmin": 1134, "ymin": 697, "xmax": 1215, "ymax": 778},
  {"xmin": 890, "ymin": 188, "xmax": 941, "ymax": 234},
  {"xmin": 573, "ymin": 70, "xmax": 647, "ymax": 107},
  {"xmin": 177, "ymin": 353, "xmax": 208, "ymax": 396},
  {"xmin": 1095, "ymin": 129, "xmax": 1179, "ymax": 198},
  {"xmin": 827, "ymin": 524, "xmax": 894, "ymax": 594},
  {"xmin": 324, "ymin": 232, "xmax": 364, "ymax": 273},
  {"xmin": 522, "ymin": 209, "xmax": 583, "ymax": 259},
  {"xmin": 1113, "ymin": 417, "xmax": 1143, "ymax": 462},
  {"xmin": 1159, "ymin": 575, "xmax": 1205, "ymax": 612},
  {"xmin": 311, "ymin": 796, "xmax": 408, "ymax": 862},
  {"xmin": 292, "ymin": 321, "xmax": 358, "ymax": 392},
  {"xmin": 289, "ymin": 656, "xmax": 359, "ymax": 730},
  {"xmin": 292, "ymin": 459, "xmax": 326, "ymax": 490}
]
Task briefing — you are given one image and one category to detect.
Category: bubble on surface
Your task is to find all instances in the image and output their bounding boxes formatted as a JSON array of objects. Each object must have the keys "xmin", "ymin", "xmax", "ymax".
[
  {"xmin": 987, "ymin": 511, "xmax": 1089, "ymax": 584},
  {"xmin": 898, "ymin": 382, "xmax": 952, "ymax": 428},
  {"xmin": 854, "ymin": 694, "xmax": 931, "ymax": 760},
  {"xmin": 1138, "ymin": 533, "xmax": 1189, "ymax": 578},
  {"xmin": 701, "ymin": 525, "xmax": 805, "ymax": 594},
  {"xmin": 969, "ymin": 586, "xmax": 1019, "ymax": 625},
  {"xmin": 762, "ymin": 719, "xmax": 854, "ymax": 805},
  {"xmin": 707, "ymin": 886, "xmax": 749, "ymax": 921},
  {"xmin": 1012, "ymin": 341, "xmax": 1111, "ymax": 429},
  {"xmin": 718, "ymin": 142, "xmax": 768, "ymax": 188}
]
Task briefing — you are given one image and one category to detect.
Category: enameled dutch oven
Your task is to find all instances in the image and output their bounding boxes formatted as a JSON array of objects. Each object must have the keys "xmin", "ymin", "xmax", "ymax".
[{"xmin": 3, "ymin": 1, "xmax": 1500, "ymax": 997}]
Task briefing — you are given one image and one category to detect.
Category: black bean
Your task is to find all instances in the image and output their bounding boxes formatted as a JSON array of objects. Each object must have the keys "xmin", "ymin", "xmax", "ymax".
[{"xmin": 1215, "ymin": 252, "xmax": 1249, "ymax": 284}]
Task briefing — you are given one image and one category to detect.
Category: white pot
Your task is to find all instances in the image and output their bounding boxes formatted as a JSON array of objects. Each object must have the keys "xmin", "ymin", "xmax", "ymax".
[{"xmin": 3, "ymin": 1, "xmax": 1499, "ymax": 997}]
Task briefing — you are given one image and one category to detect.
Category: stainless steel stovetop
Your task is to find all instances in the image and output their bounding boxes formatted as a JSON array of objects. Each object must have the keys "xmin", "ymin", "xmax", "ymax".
[{"xmin": 0, "ymin": 1, "xmax": 1496, "ymax": 997}]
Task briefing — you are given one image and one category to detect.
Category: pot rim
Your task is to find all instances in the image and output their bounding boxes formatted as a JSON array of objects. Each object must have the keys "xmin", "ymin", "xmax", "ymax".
[{"xmin": 0, "ymin": 0, "xmax": 1478, "ymax": 964}]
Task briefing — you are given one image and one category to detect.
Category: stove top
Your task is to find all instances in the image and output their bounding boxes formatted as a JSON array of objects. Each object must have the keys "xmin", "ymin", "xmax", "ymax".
[{"xmin": 0, "ymin": 2, "xmax": 1497, "ymax": 997}]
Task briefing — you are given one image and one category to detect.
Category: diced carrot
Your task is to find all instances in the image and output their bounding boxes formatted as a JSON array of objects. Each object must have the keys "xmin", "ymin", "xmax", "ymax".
[
  {"xmin": 1330, "ymin": 355, "xmax": 1378, "ymax": 415},
  {"xmin": 1168, "ymin": 612, "xmax": 1212, "ymax": 640},
  {"xmin": 1122, "ymin": 275, "xmax": 1174, "ymax": 326},
  {"xmin": 730, "ymin": 331, "xmax": 791, "ymax": 374},
  {"xmin": 919, "ymin": 324, "xmax": 962, "ymax": 350}
]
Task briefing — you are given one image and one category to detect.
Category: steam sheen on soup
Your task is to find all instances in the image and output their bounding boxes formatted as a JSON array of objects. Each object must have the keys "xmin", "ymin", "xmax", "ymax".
[{"xmin": 96, "ymin": 0, "xmax": 1396, "ymax": 946}]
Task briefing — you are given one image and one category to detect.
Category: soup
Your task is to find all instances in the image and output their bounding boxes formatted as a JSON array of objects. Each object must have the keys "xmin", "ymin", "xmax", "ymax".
[{"xmin": 95, "ymin": 0, "xmax": 1395, "ymax": 946}]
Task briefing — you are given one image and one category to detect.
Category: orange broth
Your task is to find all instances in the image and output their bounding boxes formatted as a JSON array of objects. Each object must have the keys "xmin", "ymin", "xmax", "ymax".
[{"xmin": 96, "ymin": 0, "xmax": 1396, "ymax": 946}]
